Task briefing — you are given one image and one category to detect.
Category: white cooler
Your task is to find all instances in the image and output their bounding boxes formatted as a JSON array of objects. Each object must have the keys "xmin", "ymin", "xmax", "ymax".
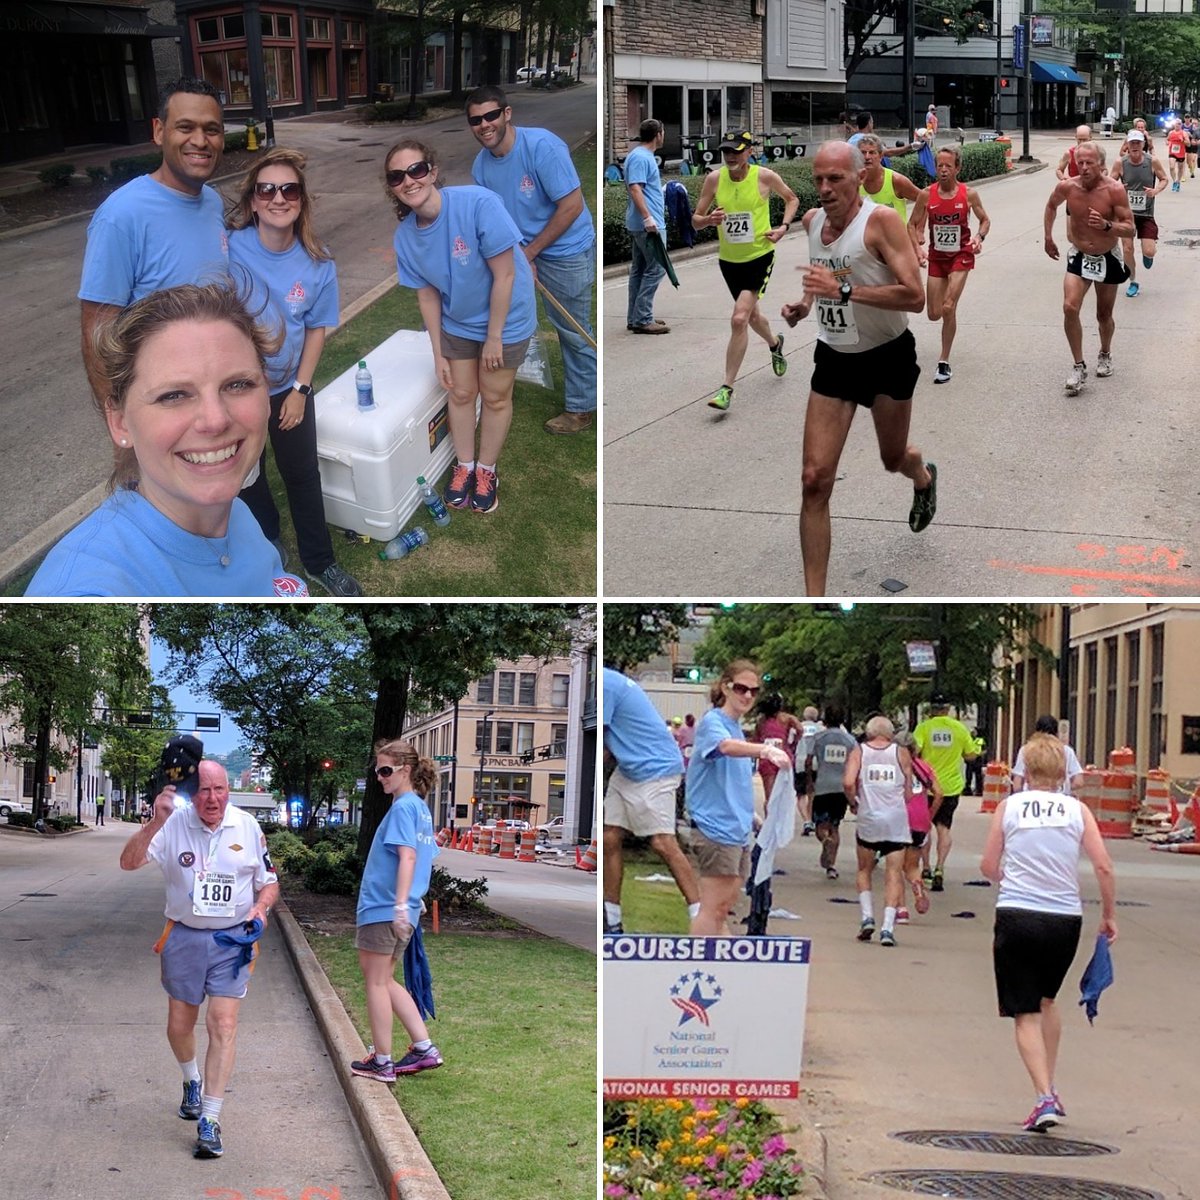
[{"xmin": 314, "ymin": 329, "xmax": 473, "ymax": 542}]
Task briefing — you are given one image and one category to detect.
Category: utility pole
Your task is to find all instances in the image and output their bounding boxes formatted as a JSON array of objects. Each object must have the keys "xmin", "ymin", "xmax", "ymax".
[
  {"xmin": 1021, "ymin": 0, "xmax": 1033, "ymax": 161},
  {"xmin": 903, "ymin": 0, "xmax": 916, "ymax": 136}
]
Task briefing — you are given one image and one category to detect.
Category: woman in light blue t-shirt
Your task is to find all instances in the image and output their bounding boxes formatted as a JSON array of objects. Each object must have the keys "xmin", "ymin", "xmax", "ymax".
[
  {"xmin": 385, "ymin": 138, "xmax": 536, "ymax": 518},
  {"xmin": 685, "ymin": 659, "xmax": 790, "ymax": 936},
  {"xmin": 350, "ymin": 737, "xmax": 443, "ymax": 1083}
]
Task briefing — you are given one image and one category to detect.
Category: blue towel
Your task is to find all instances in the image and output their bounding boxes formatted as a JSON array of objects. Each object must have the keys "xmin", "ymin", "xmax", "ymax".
[
  {"xmin": 917, "ymin": 141, "xmax": 937, "ymax": 180},
  {"xmin": 403, "ymin": 923, "xmax": 436, "ymax": 1020},
  {"xmin": 1078, "ymin": 932, "xmax": 1114, "ymax": 1025},
  {"xmin": 213, "ymin": 918, "xmax": 264, "ymax": 971}
]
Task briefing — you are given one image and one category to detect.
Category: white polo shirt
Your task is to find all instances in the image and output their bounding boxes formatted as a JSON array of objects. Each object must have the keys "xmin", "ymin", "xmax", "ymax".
[{"xmin": 147, "ymin": 803, "xmax": 277, "ymax": 928}]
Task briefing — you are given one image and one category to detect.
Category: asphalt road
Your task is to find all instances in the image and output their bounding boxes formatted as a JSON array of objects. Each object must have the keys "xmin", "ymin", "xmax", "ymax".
[
  {"xmin": 760, "ymin": 800, "xmax": 1199, "ymax": 1198},
  {"xmin": 0, "ymin": 81, "xmax": 597, "ymax": 582},
  {"xmin": 603, "ymin": 130, "xmax": 1200, "ymax": 597}
]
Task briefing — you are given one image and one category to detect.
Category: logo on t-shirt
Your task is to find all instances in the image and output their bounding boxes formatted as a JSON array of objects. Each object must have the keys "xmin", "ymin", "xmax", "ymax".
[
  {"xmin": 286, "ymin": 281, "xmax": 306, "ymax": 304},
  {"xmin": 520, "ymin": 173, "xmax": 536, "ymax": 196},
  {"xmin": 178, "ymin": 852, "xmax": 196, "ymax": 867},
  {"xmin": 452, "ymin": 235, "xmax": 472, "ymax": 265},
  {"xmin": 220, "ymin": 231, "xmax": 229, "ymax": 255},
  {"xmin": 273, "ymin": 575, "xmax": 309, "ymax": 597}
]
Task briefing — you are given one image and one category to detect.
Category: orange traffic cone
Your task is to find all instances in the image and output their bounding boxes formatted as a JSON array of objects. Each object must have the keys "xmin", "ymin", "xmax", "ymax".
[{"xmin": 573, "ymin": 838, "xmax": 598, "ymax": 872}]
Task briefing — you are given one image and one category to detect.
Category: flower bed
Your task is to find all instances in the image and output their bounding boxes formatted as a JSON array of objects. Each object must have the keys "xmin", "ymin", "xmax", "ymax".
[{"xmin": 603, "ymin": 1098, "xmax": 810, "ymax": 1199}]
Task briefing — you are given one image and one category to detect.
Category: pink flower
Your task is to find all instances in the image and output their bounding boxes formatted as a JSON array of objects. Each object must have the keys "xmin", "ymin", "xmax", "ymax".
[
  {"xmin": 740, "ymin": 1160, "xmax": 766, "ymax": 1186},
  {"xmin": 603, "ymin": 1187, "xmax": 627, "ymax": 1197},
  {"xmin": 762, "ymin": 1133, "xmax": 789, "ymax": 1159}
]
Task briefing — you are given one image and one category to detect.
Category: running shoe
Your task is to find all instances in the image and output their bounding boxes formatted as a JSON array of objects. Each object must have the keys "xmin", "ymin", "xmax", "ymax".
[
  {"xmin": 351, "ymin": 1054, "xmax": 396, "ymax": 1082},
  {"xmin": 444, "ymin": 463, "xmax": 475, "ymax": 509},
  {"xmin": 856, "ymin": 917, "xmax": 876, "ymax": 942},
  {"xmin": 933, "ymin": 361, "xmax": 953, "ymax": 384},
  {"xmin": 1095, "ymin": 351, "xmax": 1113, "ymax": 378},
  {"xmin": 802, "ymin": 822, "xmax": 816, "ymax": 837},
  {"xmin": 908, "ymin": 462, "xmax": 937, "ymax": 533},
  {"xmin": 178, "ymin": 1078, "xmax": 202, "ymax": 1120},
  {"xmin": 707, "ymin": 385, "xmax": 733, "ymax": 411},
  {"xmin": 1023, "ymin": 1096, "xmax": 1060, "ymax": 1132},
  {"xmin": 931, "ymin": 867, "xmax": 945, "ymax": 892},
  {"xmin": 470, "ymin": 465, "xmax": 499, "ymax": 514},
  {"xmin": 394, "ymin": 1043, "xmax": 444, "ymax": 1075},
  {"xmin": 826, "ymin": 867, "xmax": 839, "ymax": 880},
  {"xmin": 1126, "ymin": 281, "xmax": 1140, "ymax": 298},
  {"xmin": 308, "ymin": 562, "xmax": 364, "ymax": 597},
  {"xmin": 604, "ymin": 919, "xmax": 624, "ymax": 935},
  {"xmin": 770, "ymin": 334, "xmax": 788, "ymax": 377},
  {"xmin": 912, "ymin": 878, "xmax": 930, "ymax": 915},
  {"xmin": 194, "ymin": 1116, "xmax": 223, "ymax": 1158},
  {"xmin": 879, "ymin": 928, "xmax": 897, "ymax": 947},
  {"xmin": 1064, "ymin": 363, "xmax": 1087, "ymax": 397},
  {"xmin": 922, "ymin": 868, "xmax": 934, "ymax": 885},
  {"xmin": 1052, "ymin": 1090, "xmax": 1067, "ymax": 1117},
  {"xmin": 1143, "ymin": 253, "xmax": 1154, "ymax": 269},
  {"xmin": 895, "ymin": 907, "xmax": 910, "ymax": 924}
]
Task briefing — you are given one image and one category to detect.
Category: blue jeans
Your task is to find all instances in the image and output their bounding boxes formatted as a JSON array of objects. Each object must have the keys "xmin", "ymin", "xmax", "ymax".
[
  {"xmin": 535, "ymin": 246, "xmax": 597, "ymax": 414},
  {"xmin": 627, "ymin": 230, "xmax": 667, "ymax": 328}
]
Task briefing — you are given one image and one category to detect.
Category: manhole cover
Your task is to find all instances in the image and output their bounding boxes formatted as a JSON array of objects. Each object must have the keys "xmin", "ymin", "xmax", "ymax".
[
  {"xmin": 1174, "ymin": 228, "xmax": 1200, "ymax": 235},
  {"xmin": 861, "ymin": 1168, "xmax": 1162, "ymax": 1199},
  {"xmin": 1164, "ymin": 238, "xmax": 1200, "ymax": 248},
  {"xmin": 889, "ymin": 1130, "xmax": 1117, "ymax": 1156}
]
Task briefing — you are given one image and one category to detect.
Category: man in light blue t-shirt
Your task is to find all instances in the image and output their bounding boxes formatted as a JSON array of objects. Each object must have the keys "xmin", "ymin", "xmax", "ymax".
[
  {"xmin": 468, "ymin": 86, "xmax": 596, "ymax": 436},
  {"xmin": 624, "ymin": 119, "xmax": 670, "ymax": 335},
  {"xmin": 603, "ymin": 668, "xmax": 699, "ymax": 935},
  {"xmin": 79, "ymin": 78, "xmax": 230, "ymax": 404}
]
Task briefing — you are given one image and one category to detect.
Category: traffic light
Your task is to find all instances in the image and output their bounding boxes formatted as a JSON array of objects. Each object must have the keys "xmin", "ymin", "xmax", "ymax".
[
  {"xmin": 321, "ymin": 758, "xmax": 333, "ymax": 770},
  {"xmin": 672, "ymin": 664, "xmax": 706, "ymax": 682}
]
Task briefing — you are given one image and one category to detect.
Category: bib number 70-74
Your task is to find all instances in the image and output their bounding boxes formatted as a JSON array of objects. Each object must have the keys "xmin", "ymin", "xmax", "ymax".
[{"xmin": 1017, "ymin": 797, "xmax": 1070, "ymax": 829}]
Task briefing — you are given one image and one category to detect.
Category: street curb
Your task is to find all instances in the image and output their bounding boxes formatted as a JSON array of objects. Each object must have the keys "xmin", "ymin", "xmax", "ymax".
[{"xmin": 274, "ymin": 904, "xmax": 452, "ymax": 1200}]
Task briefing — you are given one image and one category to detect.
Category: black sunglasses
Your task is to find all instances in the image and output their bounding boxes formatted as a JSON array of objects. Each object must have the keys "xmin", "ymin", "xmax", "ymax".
[
  {"xmin": 253, "ymin": 181, "xmax": 302, "ymax": 201},
  {"xmin": 467, "ymin": 107, "xmax": 505, "ymax": 127},
  {"xmin": 386, "ymin": 161, "xmax": 433, "ymax": 186},
  {"xmin": 729, "ymin": 682, "xmax": 761, "ymax": 697}
]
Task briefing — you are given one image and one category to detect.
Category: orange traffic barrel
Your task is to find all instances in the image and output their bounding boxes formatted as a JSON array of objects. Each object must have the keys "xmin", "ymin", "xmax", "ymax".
[
  {"xmin": 1074, "ymin": 768, "xmax": 1104, "ymax": 817},
  {"xmin": 498, "ymin": 824, "xmax": 518, "ymax": 859},
  {"xmin": 1142, "ymin": 769, "xmax": 1171, "ymax": 816},
  {"xmin": 1097, "ymin": 771, "xmax": 1136, "ymax": 838},
  {"xmin": 1108, "ymin": 746, "xmax": 1135, "ymax": 770},
  {"xmin": 995, "ymin": 134, "xmax": 1013, "ymax": 171},
  {"xmin": 980, "ymin": 762, "xmax": 1009, "ymax": 813},
  {"xmin": 475, "ymin": 824, "xmax": 492, "ymax": 855},
  {"xmin": 518, "ymin": 829, "xmax": 538, "ymax": 862}
]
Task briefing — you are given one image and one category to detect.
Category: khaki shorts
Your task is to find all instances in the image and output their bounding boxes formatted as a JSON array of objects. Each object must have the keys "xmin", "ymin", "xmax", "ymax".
[
  {"xmin": 441, "ymin": 329, "xmax": 532, "ymax": 368},
  {"xmin": 605, "ymin": 768, "xmax": 681, "ymax": 837},
  {"xmin": 355, "ymin": 920, "xmax": 415, "ymax": 959},
  {"xmin": 687, "ymin": 825, "xmax": 751, "ymax": 880}
]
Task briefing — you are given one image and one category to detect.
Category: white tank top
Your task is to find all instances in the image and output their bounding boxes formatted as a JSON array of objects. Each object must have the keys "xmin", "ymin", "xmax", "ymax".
[
  {"xmin": 856, "ymin": 741, "xmax": 911, "ymax": 844},
  {"xmin": 996, "ymin": 790, "xmax": 1086, "ymax": 916},
  {"xmin": 808, "ymin": 199, "xmax": 910, "ymax": 353}
]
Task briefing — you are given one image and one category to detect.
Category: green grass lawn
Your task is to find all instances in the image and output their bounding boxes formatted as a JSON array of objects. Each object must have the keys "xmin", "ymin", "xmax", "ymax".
[
  {"xmin": 311, "ymin": 930, "xmax": 596, "ymax": 1200},
  {"xmin": 6, "ymin": 147, "xmax": 597, "ymax": 598},
  {"xmin": 616, "ymin": 845, "xmax": 692, "ymax": 934}
]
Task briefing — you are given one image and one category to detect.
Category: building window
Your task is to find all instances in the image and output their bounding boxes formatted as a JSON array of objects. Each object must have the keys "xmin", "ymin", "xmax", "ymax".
[
  {"xmin": 1084, "ymin": 642, "xmax": 1098, "ymax": 767},
  {"xmin": 1125, "ymin": 631, "xmax": 1140, "ymax": 750},
  {"xmin": 547, "ymin": 773, "xmax": 566, "ymax": 818},
  {"xmin": 1026, "ymin": 658, "xmax": 1039, "ymax": 737},
  {"xmin": 476, "ymin": 772, "xmax": 532, "ymax": 806},
  {"xmin": 519, "ymin": 672, "xmax": 537, "ymax": 705},
  {"xmin": 551, "ymin": 722, "xmax": 567, "ymax": 755},
  {"xmin": 551, "ymin": 674, "xmax": 569, "ymax": 707},
  {"xmin": 1067, "ymin": 646, "xmax": 1079, "ymax": 739},
  {"xmin": 196, "ymin": 17, "xmax": 221, "ymax": 42},
  {"xmin": 344, "ymin": 19, "xmax": 365, "ymax": 42},
  {"xmin": 496, "ymin": 722, "xmax": 514, "ymax": 754},
  {"xmin": 475, "ymin": 721, "xmax": 493, "ymax": 753},
  {"xmin": 498, "ymin": 671, "xmax": 516, "ymax": 705},
  {"xmin": 344, "ymin": 50, "xmax": 366, "ymax": 97},
  {"xmin": 1012, "ymin": 662, "xmax": 1024, "ymax": 755},
  {"xmin": 305, "ymin": 16, "xmax": 332, "ymax": 40},
  {"xmin": 261, "ymin": 12, "xmax": 293, "ymax": 37},
  {"xmin": 725, "ymin": 86, "xmax": 751, "ymax": 132},
  {"xmin": 516, "ymin": 722, "xmax": 534, "ymax": 755},
  {"xmin": 263, "ymin": 48, "xmax": 299, "ymax": 103},
  {"xmin": 200, "ymin": 48, "xmax": 252, "ymax": 107},
  {"xmin": 1104, "ymin": 636, "xmax": 1118, "ymax": 755},
  {"xmin": 477, "ymin": 674, "xmax": 493, "ymax": 704},
  {"xmin": 1149, "ymin": 624, "xmax": 1165, "ymax": 769}
]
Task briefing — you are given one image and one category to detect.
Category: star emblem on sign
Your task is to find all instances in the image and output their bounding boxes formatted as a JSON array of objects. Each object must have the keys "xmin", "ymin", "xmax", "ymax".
[{"xmin": 668, "ymin": 972, "xmax": 723, "ymax": 1027}]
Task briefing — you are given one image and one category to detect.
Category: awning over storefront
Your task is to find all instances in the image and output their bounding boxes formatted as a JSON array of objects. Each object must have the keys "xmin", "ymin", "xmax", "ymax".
[{"xmin": 1032, "ymin": 60, "xmax": 1086, "ymax": 86}]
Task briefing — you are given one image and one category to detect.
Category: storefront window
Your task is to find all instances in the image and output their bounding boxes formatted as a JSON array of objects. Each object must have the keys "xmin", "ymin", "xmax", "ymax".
[
  {"xmin": 726, "ymin": 86, "xmax": 751, "ymax": 133},
  {"xmin": 308, "ymin": 50, "xmax": 332, "ymax": 100},
  {"xmin": 201, "ymin": 48, "xmax": 251, "ymax": 106},
  {"xmin": 305, "ymin": 16, "xmax": 332, "ymax": 41},
  {"xmin": 345, "ymin": 50, "xmax": 365, "ymax": 97},
  {"xmin": 547, "ymin": 774, "xmax": 566, "ymax": 817},
  {"xmin": 264, "ymin": 48, "xmax": 298, "ymax": 104}
]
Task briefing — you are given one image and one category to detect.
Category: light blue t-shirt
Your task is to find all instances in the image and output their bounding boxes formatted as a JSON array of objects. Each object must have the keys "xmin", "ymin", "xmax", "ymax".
[
  {"xmin": 624, "ymin": 145, "xmax": 665, "ymax": 232},
  {"xmin": 79, "ymin": 175, "xmax": 229, "ymax": 305},
  {"xmin": 685, "ymin": 708, "xmax": 754, "ymax": 846},
  {"xmin": 393, "ymin": 185, "xmax": 537, "ymax": 343},
  {"xmin": 471, "ymin": 126, "xmax": 594, "ymax": 260},
  {"xmin": 602, "ymin": 668, "xmax": 684, "ymax": 783},
  {"xmin": 227, "ymin": 227, "xmax": 339, "ymax": 391},
  {"xmin": 357, "ymin": 791, "xmax": 440, "ymax": 927},
  {"xmin": 26, "ymin": 489, "xmax": 307, "ymax": 598}
]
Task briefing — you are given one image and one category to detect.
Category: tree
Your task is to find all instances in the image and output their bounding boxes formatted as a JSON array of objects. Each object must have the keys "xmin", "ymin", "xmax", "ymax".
[
  {"xmin": 602, "ymin": 604, "xmax": 690, "ymax": 672},
  {"xmin": 151, "ymin": 605, "xmax": 375, "ymax": 830},
  {"xmin": 0, "ymin": 605, "xmax": 149, "ymax": 819},
  {"xmin": 353, "ymin": 604, "xmax": 581, "ymax": 855},
  {"xmin": 845, "ymin": 0, "xmax": 904, "ymax": 83},
  {"xmin": 98, "ymin": 682, "xmax": 178, "ymax": 815}
]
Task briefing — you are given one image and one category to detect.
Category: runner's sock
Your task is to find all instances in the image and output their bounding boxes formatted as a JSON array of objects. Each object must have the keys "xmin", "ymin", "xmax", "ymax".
[
  {"xmin": 200, "ymin": 1095, "xmax": 224, "ymax": 1122},
  {"xmin": 180, "ymin": 1058, "xmax": 201, "ymax": 1082},
  {"xmin": 458, "ymin": 459, "xmax": 476, "ymax": 473},
  {"xmin": 858, "ymin": 891, "xmax": 874, "ymax": 922},
  {"xmin": 478, "ymin": 462, "xmax": 496, "ymax": 474},
  {"xmin": 883, "ymin": 906, "xmax": 897, "ymax": 933},
  {"xmin": 687, "ymin": 902, "xmax": 701, "ymax": 919},
  {"xmin": 604, "ymin": 901, "xmax": 622, "ymax": 927},
  {"xmin": 411, "ymin": 1039, "xmax": 433, "ymax": 1052}
]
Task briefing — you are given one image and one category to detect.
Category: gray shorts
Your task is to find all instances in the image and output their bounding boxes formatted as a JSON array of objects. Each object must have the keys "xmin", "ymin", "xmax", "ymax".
[
  {"xmin": 159, "ymin": 922, "xmax": 256, "ymax": 1006},
  {"xmin": 687, "ymin": 825, "xmax": 751, "ymax": 880},
  {"xmin": 355, "ymin": 920, "xmax": 415, "ymax": 959},
  {"xmin": 441, "ymin": 329, "xmax": 532, "ymax": 368}
]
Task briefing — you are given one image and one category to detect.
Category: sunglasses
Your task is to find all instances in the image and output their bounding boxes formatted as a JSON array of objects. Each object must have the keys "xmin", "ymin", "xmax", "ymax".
[
  {"xmin": 253, "ymin": 181, "xmax": 302, "ymax": 201},
  {"xmin": 467, "ymin": 107, "xmax": 505, "ymax": 127},
  {"xmin": 386, "ymin": 161, "xmax": 433, "ymax": 186},
  {"xmin": 374, "ymin": 764, "xmax": 397, "ymax": 777},
  {"xmin": 728, "ymin": 682, "xmax": 761, "ymax": 697}
]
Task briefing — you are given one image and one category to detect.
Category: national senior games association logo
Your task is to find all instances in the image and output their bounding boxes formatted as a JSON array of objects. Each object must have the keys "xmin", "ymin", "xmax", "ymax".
[
  {"xmin": 519, "ymin": 173, "xmax": 536, "ymax": 196},
  {"xmin": 670, "ymin": 970, "xmax": 723, "ymax": 1027}
]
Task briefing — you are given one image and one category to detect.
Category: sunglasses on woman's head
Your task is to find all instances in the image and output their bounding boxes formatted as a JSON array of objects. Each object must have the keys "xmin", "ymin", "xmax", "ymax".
[
  {"xmin": 386, "ymin": 161, "xmax": 433, "ymax": 186},
  {"xmin": 253, "ymin": 181, "xmax": 302, "ymax": 201},
  {"xmin": 729, "ymin": 682, "xmax": 760, "ymax": 697},
  {"xmin": 467, "ymin": 107, "xmax": 505, "ymax": 127},
  {"xmin": 374, "ymin": 764, "xmax": 396, "ymax": 777}
]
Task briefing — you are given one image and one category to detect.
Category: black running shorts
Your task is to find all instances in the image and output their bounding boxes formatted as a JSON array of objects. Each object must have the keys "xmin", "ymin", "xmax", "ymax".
[
  {"xmin": 1065, "ymin": 246, "xmax": 1130, "ymax": 285},
  {"xmin": 811, "ymin": 328, "xmax": 920, "ymax": 408},
  {"xmin": 718, "ymin": 250, "xmax": 776, "ymax": 301},
  {"xmin": 993, "ymin": 907, "xmax": 1083, "ymax": 1017}
]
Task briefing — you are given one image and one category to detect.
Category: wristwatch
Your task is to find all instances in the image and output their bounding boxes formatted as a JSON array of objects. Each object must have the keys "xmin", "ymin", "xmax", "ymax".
[
  {"xmin": 839, "ymin": 280, "xmax": 853, "ymax": 303},
  {"xmin": 292, "ymin": 381, "xmax": 314, "ymax": 397}
]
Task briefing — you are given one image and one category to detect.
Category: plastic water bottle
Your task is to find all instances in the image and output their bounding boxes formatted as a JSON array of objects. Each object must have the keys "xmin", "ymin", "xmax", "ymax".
[
  {"xmin": 378, "ymin": 527, "xmax": 429, "ymax": 560},
  {"xmin": 417, "ymin": 476, "xmax": 451, "ymax": 527},
  {"xmin": 355, "ymin": 360, "xmax": 375, "ymax": 410}
]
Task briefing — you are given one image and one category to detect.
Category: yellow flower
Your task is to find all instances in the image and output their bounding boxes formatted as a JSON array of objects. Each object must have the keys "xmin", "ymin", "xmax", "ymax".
[
  {"xmin": 669, "ymin": 1098, "xmax": 686, "ymax": 1110},
  {"xmin": 686, "ymin": 1192, "xmax": 699, "ymax": 1200},
  {"xmin": 657, "ymin": 1139, "xmax": 674, "ymax": 1152},
  {"xmin": 680, "ymin": 1131, "xmax": 692, "ymax": 1144},
  {"xmin": 695, "ymin": 1135, "xmax": 713, "ymax": 1148},
  {"xmin": 604, "ymin": 1137, "xmax": 616, "ymax": 1150},
  {"xmin": 735, "ymin": 1097, "xmax": 750, "ymax": 1109},
  {"xmin": 629, "ymin": 1148, "xmax": 643, "ymax": 1160},
  {"xmin": 681, "ymin": 1115, "xmax": 696, "ymax": 1129},
  {"xmin": 715, "ymin": 1143, "xmax": 729, "ymax": 1157}
]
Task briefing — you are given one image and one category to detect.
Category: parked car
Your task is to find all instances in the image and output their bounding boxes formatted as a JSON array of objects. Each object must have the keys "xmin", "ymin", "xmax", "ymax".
[
  {"xmin": 516, "ymin": 65, "xmax": 545, "ymax": 81},
  {"xmin": 537, "ymin": 814, "xmax": 566, "ymax": 842},
  {"xmin": 0, "ymin": 799, "xmax": 34, "ymax": 820}
]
